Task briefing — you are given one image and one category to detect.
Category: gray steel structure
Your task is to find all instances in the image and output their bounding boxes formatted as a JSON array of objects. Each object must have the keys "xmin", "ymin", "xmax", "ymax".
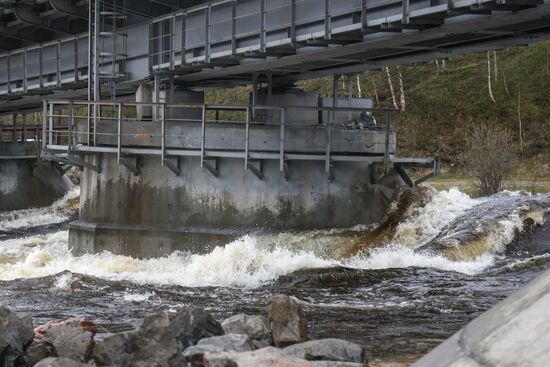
[{"xmin": 0, "ymin": 0, "xmax": 550, "ymax": 114}]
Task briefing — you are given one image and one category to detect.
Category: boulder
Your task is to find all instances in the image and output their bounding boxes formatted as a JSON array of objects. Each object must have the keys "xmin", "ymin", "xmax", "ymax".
[
  {"xmin": 169, "ymin": 308, "xmax": 224, "ymax": 350},
  {"xmin": 34, "ymin": 318, "xmax": 97, "ymax": 362},
  {"xmin": 283, "ymin": 339, "xmax": 366, "ymax": 363},
  {"xmin": 0, "ymin": 306, "xmax": 34, "ymax": 366},
  {"xmin": 267, "ymin": 294, "xmax": 307, "ymax": 347},
  {"xmin": 183, "ymin": 333, "xmax": 253, "ymax": 365},
  {"xmin": 92, "ymin": 311, "xmax": 183, "ymax": 367},
  {"xmin": 33, "ymin": 357, "xmax": 89, "ymax": 367},
  {"xmin": 204, "ymin": 346, "xmax": 312, "ymax": 367},
  {"xmin": 17, "ymin": 340, "xmax": 55, "ymax": 367},
  {"xmin": 221, "ymin": 314, "xmax": 270, "ymax": 348}
]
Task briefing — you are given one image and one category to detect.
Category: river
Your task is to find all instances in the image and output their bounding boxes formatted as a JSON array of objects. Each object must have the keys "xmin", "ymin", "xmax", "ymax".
[{"xmin": 1, "ymin": 186, "xmax": 549, "ymax": 366}]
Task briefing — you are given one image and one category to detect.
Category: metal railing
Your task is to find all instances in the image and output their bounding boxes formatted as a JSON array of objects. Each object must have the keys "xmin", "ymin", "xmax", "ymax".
[{"xmin": 42, "ymin": 100, "xmax": 401, "ymax": 177}]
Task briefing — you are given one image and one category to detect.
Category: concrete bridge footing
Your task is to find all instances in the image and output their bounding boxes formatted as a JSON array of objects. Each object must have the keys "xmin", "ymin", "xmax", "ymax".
[{"xmin": 69, "ymin": 153, "xmax": 404, "ymax": 258}]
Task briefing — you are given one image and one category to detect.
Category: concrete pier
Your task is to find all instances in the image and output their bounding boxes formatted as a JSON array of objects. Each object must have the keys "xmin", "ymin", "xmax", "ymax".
[
  {"xmin": 0, "ymin": 142, "xmax": 73, "ymax": 211},
  {"xmin": 70, "ymin": 153, "xmax": 404, "ymax": 257}
]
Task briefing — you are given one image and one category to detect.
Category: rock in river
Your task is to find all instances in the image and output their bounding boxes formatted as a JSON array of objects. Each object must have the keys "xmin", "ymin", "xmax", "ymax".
[
  {"xmin": 34, "ymin": 318, "xmax": 97, "ymax": 362},
  {"xmin": 283, "ymin": 338, "xmax": 367, "ymax": 363},
  {"xmin": 183, "ymin": 333, "xmax": 253, "ymax": 365},
  {"xmin": 34, "ymin": 357, "xmax": 90, "ymax": 367},
  {"xmin": 221, "ymin": 314, "xmax": 270, "ymax": 348},
  {"xmin": 170, "ymin": 307, "xmax": 225, "ymax": 350},
  {"xmin": 267, "ymin": 294, "xmax": 308, "ymax": 347},
  {"xmin": 0, "ymin": 306, "xmax": 34, "ymax": 366}
]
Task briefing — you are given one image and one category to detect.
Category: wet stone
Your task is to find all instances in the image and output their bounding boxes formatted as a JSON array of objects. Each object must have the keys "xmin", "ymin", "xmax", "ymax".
[
  {"xmin": 34, "ymin": 318, "xmax": 97, "ymax": 362},
  {"xmin": 170, "ymin": 308, "xmax": 225, "ymax": 350},
  {"xmin": 183, "ymin": 333, "xmax": 253, "ymax": 365},
  {"xmin": 33, "ymin": 357, "xmax": 90, "ymax": 367},
  {"xmin": 17, "ymin": 340, "xmax": 55, "ymax": 367},
  {"xmin": 267, "ymin": 294, "xmax": 308, "ymax": 347},
  {"xmin": 0, "ymin": 306, "xmax": 34, "ymax": 366},
  {"xmin": 221, "ymin": 314, "xmax": 270, "ymax": 348},
  {"xmin": 92, "ymin": 311, "xmax": 183, "ymax": 367},
  {"xmin": 283, "ymin": 338, "xmax": 367, "ymax": 363},
  {"xmin": 203, "ymin": 346, "xmax": 311, "ymax": 367}
]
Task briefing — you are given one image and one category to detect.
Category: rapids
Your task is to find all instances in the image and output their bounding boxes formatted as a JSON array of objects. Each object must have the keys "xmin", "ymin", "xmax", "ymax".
[{"xmin": 0, "ymin": 186, "xmax": 549, "ymax": 364}]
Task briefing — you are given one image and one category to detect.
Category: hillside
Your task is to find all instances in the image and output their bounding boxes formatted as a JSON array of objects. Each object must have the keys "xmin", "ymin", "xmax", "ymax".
[
  {"xmin": 205, "ymin": 42, "xmax": 550, "ymax": 175},
  {"xmin": 297, "ymin": 41, "xmax": 550, "ymax": 173}
]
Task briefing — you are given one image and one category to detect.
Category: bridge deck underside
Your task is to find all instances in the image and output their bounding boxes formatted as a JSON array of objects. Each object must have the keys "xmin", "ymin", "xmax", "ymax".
[{"xmin": 1, "ymin": 0, "xmax": 550, "ymax": 113}]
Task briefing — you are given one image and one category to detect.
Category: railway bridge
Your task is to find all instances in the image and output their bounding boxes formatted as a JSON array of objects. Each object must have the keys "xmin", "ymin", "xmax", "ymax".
[{"xmin": 1, "ymin": 0, "xmax": 549, "ymax": 256}]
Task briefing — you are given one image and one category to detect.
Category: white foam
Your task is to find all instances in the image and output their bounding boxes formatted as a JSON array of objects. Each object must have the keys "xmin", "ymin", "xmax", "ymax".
[
  {"xmin": 391, "ymin": 188, "xmax": 479, "ymax": 248},
  {"xmin": 123, "ymin": 292, "xmax": 155, "ymax": 302},
  {"xmin": 0, "ymin": 187, "xmax": 80, "ymax": 230}
]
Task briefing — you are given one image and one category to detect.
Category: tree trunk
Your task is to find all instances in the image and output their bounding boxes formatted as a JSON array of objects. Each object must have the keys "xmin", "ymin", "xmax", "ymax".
[
  {"xmin": 493, "ymin": 50, "xmax": 498, "ymax": 82},
  {"xmin": 356, "ymin": 74, "xmax": 362, "ymax": 98},
  {"xmin": 487, "ymin": 51, "xmax": 496, "ymax": 103},
  {"xmin": 397, "ymin": 65, "xmax": 406, "ymax": 111},
  {"xmin": 371, "ymin": 77, "xmax": 379, "ymax": 105},
  {"xmin": 385, "ymin": 67, "xmax": 399, "ymax": 110},
  {"xmin": 518, "ymin": 91, "xmax": 523, "ymax": 154}
]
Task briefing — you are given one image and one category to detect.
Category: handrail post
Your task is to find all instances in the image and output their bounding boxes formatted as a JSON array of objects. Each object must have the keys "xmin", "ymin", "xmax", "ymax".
[
  {"xmin": 279, "ymin": 107, "xmax": 285, "ymax": 174},
  {"xmin": 384, "ymin": 111, "xmax": 391, "ymax": 174},
  {"xmin": 42, "ymin": 100, "xmax": 47, "ymax": 150},
  {"xmin": 117, "ymin": 102, "xmax": 122, "ymax": 164},
  {"xmin": 245, "ymin": 106, "xmax": 250, "ymax": 168},
  {"xmin": 161, "ymin": 103, "xmax": 166, "ymax": 166},
  {"xmin": 68, "ymin": 102, "xmax": 74, "ymax": 153},
  {"xmin": 200, "ymin": 104, "xmax": 206, "ymax": 168},
  {"xmin": 49, "ymin": 103, "xmax": 54, "ymax": 146}
]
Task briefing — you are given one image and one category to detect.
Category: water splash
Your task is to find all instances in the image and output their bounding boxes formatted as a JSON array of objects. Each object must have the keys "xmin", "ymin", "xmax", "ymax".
[
  {"xmin": 0, "ymin": 188, "xmax": 548, "ymax": 287},
  {"xmin": 0, "ymin": 187, "xmax": 80, "ymax": 231}
]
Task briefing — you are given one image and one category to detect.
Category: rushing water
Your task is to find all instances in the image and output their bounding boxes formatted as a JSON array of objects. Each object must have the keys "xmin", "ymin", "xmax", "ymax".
[{"xmin": 0, "ymin": 187, "xmax": 549, "ymax": 365}]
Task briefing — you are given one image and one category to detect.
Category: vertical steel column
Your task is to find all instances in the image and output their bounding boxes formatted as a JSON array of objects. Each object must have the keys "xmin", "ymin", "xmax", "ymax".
[
  {"xmin": 11, "ymin": 114, "xmax": 16, "ymax": 142},
  {"xmin": 170, "ymin": 16, "xmax": 175, "ymax": 70},
  {"xmin": 92, "ymin": 0, "xmax": 100, "ymax": 146},
  {"xmin": 161, "ymin": 104, "xmax": 166, "ymax": 166},
  {"xmin": 324, "ymin": 0, "xmax": 331, "ymax": 40},
  {"xmin": 327, "ymin": 75, "xmax": 337, "ymax": 176},
  {"xmin": 6, "ymin": 53, "xmax": 11, "ymax": 94},
  {"xmin": 245, "ymin": 106, "xmax": 250, "ymax": 168},
  {"xmin": 56, "ymin": 41, "xmax": 61, "ymax": 87},
  {"xmin": 67, "ymin": 102, "xmax": 73, "ymax": 153},
  {"xmin": 402, "ymin": 0, "xmax": 410, "ymax": 24},
  {"xmin": 384, "ymin": 111, "xmax": 391, "ymax": 174},
  {"xmin": 260, "ymin": 0, "xmax": 266, "ymax": 53},
  {"xmin": 231, "ymin": 0, "xmax": 237, "ymax": 55},
  {"xmin": 279, "ymin": 107, "xmax": 285, "ymax": 174},
  {"xmin": 290, "ymin": 0, "xmax": 296, "ymax": 44},
  {"xmin": 23, "ymin": 50, "xmax": 27, "ymax": 93},
  {"xmin": 205, "ymin": 5, "xmax": 211, "ymax": 63},
  {"xmin": 74, "ymin": 36, "xmax": 79, "ymax": 81},
  {"xmin": 42, "ymin": 100, "xmax": 47, "ymax": 149},
  {"xmin": 200, "ymin": 104, "xmax": 207, "ymax": 168},
  {"xmin": 361, "ymin": 0, "xmax": 367, "ymax": 33},
  {"xmin": 252, "ymin": 72, "xmax": 258, "ymax": 119},
  {"xmin": 49, "ymin": 103, "xmax": 54, "ymax": 145},
  {"xmin": 181, "ymin": 13, "xmax": 187, "ymax": 63},
  {"xmin": 39, "ymin": 48, "xmax": 43, "ymax": 88},
  {"xmin": 154, "ymin": 73, "xmax": 161, "ymax": 119},
  {"xmin": 21, "ymin": 114, "xmax": 26, "ymax": 142},
  {"xmin": 268, "ymin": 73, "xmax": 273, "ymax": 98},
  {"xmin": 117, "ymin": 102, "xmax": 122, "ymax": 164},
  {"xmin": 347, "ymin": 74, "xmax": 353, "ymax": 121}
]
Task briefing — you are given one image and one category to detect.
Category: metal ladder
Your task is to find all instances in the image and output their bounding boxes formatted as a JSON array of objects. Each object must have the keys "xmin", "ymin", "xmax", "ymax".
[{"xmin": 88, "ymin": 0, "xmax": 128, "ymax": 145}]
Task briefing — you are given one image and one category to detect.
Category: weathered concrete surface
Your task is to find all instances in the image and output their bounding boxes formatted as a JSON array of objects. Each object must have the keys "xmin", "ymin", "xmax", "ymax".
[
  {"xmin": 413, "ymin": 267, "xmax": 550, "ymax": 367},
  {"xmin": 0, "ymin": 142, "xmax": 73, "ymax": 211},
  {"xmin": 71, "ymin": 151, "xmax": 403, "ymax": 257}
]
